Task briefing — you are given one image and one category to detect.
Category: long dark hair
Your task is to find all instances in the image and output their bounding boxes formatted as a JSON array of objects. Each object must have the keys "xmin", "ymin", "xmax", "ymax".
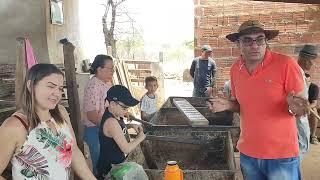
[
  {"xmin": 20, "ymin": 64, "xmax": 65, "ymax": 130},
  {"xmin": 89, "ymin": 54, "xmax": 113, "ymax": 74}
]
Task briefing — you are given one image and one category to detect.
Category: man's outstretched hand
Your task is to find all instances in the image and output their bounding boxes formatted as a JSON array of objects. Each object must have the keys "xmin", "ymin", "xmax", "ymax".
[
  {"xmin": 206, "ymin": 98, "xmax": 230, "ymax": 113},
  {"xmin": 287, "ymin": 92, "xmax": 309, "ymax": 117}
]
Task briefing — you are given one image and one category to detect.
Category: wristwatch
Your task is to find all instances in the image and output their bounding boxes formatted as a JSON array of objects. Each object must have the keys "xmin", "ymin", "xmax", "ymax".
[{"xmin": 288, "ymin": 108, "xmax": 297, "ymax": 116}]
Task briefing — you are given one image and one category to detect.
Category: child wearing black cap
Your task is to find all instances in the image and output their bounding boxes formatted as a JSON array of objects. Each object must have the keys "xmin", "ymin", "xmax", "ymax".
[{"xmin": 97, "ymin": 85, "xmax": 148, "ymax": 179}]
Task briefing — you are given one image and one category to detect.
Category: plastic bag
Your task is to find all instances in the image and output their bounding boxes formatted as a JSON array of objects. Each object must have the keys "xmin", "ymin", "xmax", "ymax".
[{"xmin": 106, "ymin": 162, "xmax": 148, "ymax": 180}]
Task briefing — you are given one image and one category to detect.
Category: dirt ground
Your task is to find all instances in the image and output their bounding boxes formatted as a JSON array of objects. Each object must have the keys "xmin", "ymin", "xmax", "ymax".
[
  {"xmin": 301, "ymin": 144, "xmax": 320, "ymax": 180},
  {"xmin": 235, "ymin": 144, "xmax": 320, "ymax": 180}
]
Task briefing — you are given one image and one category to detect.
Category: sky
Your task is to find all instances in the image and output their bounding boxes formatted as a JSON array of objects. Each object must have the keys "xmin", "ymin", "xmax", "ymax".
[
  {"xmin": 125, "ymin": 0, "xmax": 194, "ymax": 45},
  {"xmin": 79, "ymin": 0, "xmax": 194, "ymax": 61}
]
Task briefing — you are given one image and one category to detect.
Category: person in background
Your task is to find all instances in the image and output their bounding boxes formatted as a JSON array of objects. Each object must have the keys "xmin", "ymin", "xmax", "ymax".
[
  {"xmin": 140, "ymin": 76, "xmax": 159, "ymax": 121},
  {"xmin": 97, "ymin": 85, "xmax": 147, "ymax": 180},
  {"xmin": 0, "ymin": 64, "xmax": 96, "ymax": 180},
  {"xmin": 223, "ymin": 80, "xmax": 231, "ymax": 99},
  {"xmin": 305, "ymin": 73, "xmax": 319, "ymax": 145},
  {"xmin": 83, "ymin": 54, "xmax": 114, "ymax": 175},
  {"xmin": 190, "ymin": 45, "xmax": 217, "ymax": 97},
  {"xmin": 296, "ymin": 44, "xmax": 318, "ymax": 157},
  {"xmin": 223, "ymin": 80, "xmax": 240, "ymax": 127},
  {"xmin": 207, "ymin": 20, "xmax": 309, "ymax": 180}
]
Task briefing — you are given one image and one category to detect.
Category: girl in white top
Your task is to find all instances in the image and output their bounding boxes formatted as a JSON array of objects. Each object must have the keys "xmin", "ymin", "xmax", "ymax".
[{"xmin": 0, "ymin": 64, "xmax": 95, "ymax": 180}]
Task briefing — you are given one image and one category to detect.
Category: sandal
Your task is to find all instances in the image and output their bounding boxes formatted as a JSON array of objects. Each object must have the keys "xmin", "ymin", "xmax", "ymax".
[{"xmin": 311, "ymin": 136, "xmax": 319, "ymax": 145}]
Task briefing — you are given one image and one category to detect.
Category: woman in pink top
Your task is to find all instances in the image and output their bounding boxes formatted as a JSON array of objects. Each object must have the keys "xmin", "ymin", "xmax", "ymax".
[{"xmin": 83, "ymin": 55, "xmax": 114, "ymax": 175}]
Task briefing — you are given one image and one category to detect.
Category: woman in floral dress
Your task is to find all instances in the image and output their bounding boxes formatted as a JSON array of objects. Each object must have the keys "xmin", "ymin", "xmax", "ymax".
[{"xmin": 0, "ymin": 64, "xmax": 96, "ymax": 180}]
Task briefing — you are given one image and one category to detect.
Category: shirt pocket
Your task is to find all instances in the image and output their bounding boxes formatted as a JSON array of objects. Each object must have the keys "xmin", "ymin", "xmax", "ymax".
[
  {"xmin": 260, "ymin": 79, "xmax": 285, "ymax": 104},
  {"xmin": 263, "ymin": 78, "xmax": 283, "ymax": 89}
]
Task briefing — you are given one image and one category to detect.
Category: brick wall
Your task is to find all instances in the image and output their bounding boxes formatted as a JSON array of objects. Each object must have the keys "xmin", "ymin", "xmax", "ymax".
[{"xmin": 194, "ymin": 0, "xmax": 320, "ymax": 91}]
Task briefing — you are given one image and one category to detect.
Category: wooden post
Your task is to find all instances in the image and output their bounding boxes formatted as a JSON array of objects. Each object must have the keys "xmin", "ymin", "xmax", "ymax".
[
  {"xmin": 251, "ymin": 0, "xmax": 320, "ymax": 4},
  {"xmin": 60, "ymin": 39, "xmax": 84, "ymax": 152},
  {"xmin": 15, "ymin": 37, "xmax": 27, "ymax": 109}
]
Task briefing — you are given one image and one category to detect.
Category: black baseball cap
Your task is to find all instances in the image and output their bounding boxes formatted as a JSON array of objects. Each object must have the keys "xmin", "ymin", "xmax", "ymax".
[{"xmin": 106, "ymin": 85, "xmax": 139, "ymax": 107}]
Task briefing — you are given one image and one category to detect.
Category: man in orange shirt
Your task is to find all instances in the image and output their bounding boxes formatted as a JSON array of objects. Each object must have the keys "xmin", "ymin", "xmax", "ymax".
[{"xmin": 208, "ymin": 20, "xmax": 309, "ymax": 180}]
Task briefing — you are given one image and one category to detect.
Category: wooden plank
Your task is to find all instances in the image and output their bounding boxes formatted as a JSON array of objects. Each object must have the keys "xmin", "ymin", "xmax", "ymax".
[
  {"xmin": 172, "ymin": 98, "xmax": 209, "ymax": 126},
  {"xmin": 15, "ymin": 38, "xmax": 27, "ymax": 109},
  {"xmin": 146, "ymin": 135, "xmax": 204, "ymax": 145},
  {"xmin": 128, "ymin": 69, "xmax": 152, "ymax": 73},
  {"xmin": 63, "ymin": 85, "xmax": 79, "ymax": 88},
  {"xmin": 145, "ymin": 135, "xmax": 225, "ymax": 152},
  {"xmin": 123, "ymin": 60, "xmax": 154, "ymax": 86},
  {"xmin": 226, "ymin": 131, "xmax": 236, "ymax": 170},
  {"xmin": 122, "ymin": 62, "xmax": 132, "ymax": 86},
  {"xmin": 114, "ymin": 63, "xmax": 123, "ymax": 85},
  {"xmin": 119, "ymin": 61, "xmax": 140, "ymax": 117},
  {"xmin": 0, "ymin": 107, "xmax": 16, "ymax": 113},
  {"xmin": 252, "ymin": 0, "xmax": 320, "ymax": 4},
  {"xmin": 124, "ymin": 60, "xmax": 153, "ymax": 64},
  {"xmin": 310, "ymin": 108, "xmax": 320, "ymax": 121},
  {"xmin": 60, "ymin": 39, "xmax": 84, "ymax": 152},
  {"xmin": 121, "ymin": 61, "xmax": 131, "ymax": 89},
  {"xmin": 117, "ymin": 60, "xmax": 129, "ymax": 88},
  {"xmin": 129, "ymin": 116, "xmax": 155, "ymax": 126},
  {"xmin": 111, "ymin": 60, "xmax": 140, "ymax": 118},
  {"xmin": 130, "ymin": 78, "xmax": 145, "ymax": 82},
  {"xmin": 112, "ymin": 64, "xmax": 120, "ymax": 85}
]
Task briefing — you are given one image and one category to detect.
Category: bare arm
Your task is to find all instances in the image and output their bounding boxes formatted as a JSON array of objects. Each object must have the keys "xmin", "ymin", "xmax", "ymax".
[
  {"xmin": 105, "ymin": 118, "xmax": 145, "ymax": 154},
  {"xmin": 309, "ymin": 100, "xmax": 317, "ymax": 109},
  {"xmin": 206, "ymin": 98, "xmax": 240, "ymax": 113},
  {"xmin": 284, "ymin": 60, "xmax": 310, "ymax": 116},
  {"xmin": 71, "ymin": 147, "xmax": 96, "ymax": 180},
  {"xmin": 59, "ymin": 105, "xmax": 96, "ymax": 180},
  {"xmin": 211, "ymin": 60, "xmax": 217, "ymax": 86},
  {"xmin": 189, "ymin": 60, "xmax": 196, "ymax": 78},
  {"xmin": 287, "ymin": 91, "xmax": 309, "ymax": 116},
  {"xmin": 0, "ymin": 117, "xmax": 27, "ymax": 180},
  {"xmin": 228, "ymin": 99, "xmax": 240, "ymax": 113},
  {"xmin": 309, "ymin": 85, "xmax": 319, "ymax": 109},
  {"xmin": 86, "ymin": 111, "xmax": 103, "ymax": 126},
  {"xmin": 140, "ymin": 111, "xmax": 149, "ymax": 121},
  {"xmin": 83, "ymin": 79, "xmax": 107, "ymax": 126}
]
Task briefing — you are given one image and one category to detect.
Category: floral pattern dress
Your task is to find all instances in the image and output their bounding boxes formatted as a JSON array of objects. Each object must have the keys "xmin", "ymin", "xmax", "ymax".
[{"xmin": 11, "ymin": 113, "xmax": 74, "ymax": 180}]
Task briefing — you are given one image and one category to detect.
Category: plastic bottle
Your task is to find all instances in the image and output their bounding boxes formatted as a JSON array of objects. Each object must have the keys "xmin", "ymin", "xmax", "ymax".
[{"xmin": 164, "ymin": 161, "xmax": 184, "ymax": 180}]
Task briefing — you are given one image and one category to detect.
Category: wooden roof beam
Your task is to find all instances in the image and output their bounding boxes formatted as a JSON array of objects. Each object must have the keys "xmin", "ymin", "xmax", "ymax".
[{"xmin": 251, "ymin": 0, "xmax": 320, "ymax": 4}]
